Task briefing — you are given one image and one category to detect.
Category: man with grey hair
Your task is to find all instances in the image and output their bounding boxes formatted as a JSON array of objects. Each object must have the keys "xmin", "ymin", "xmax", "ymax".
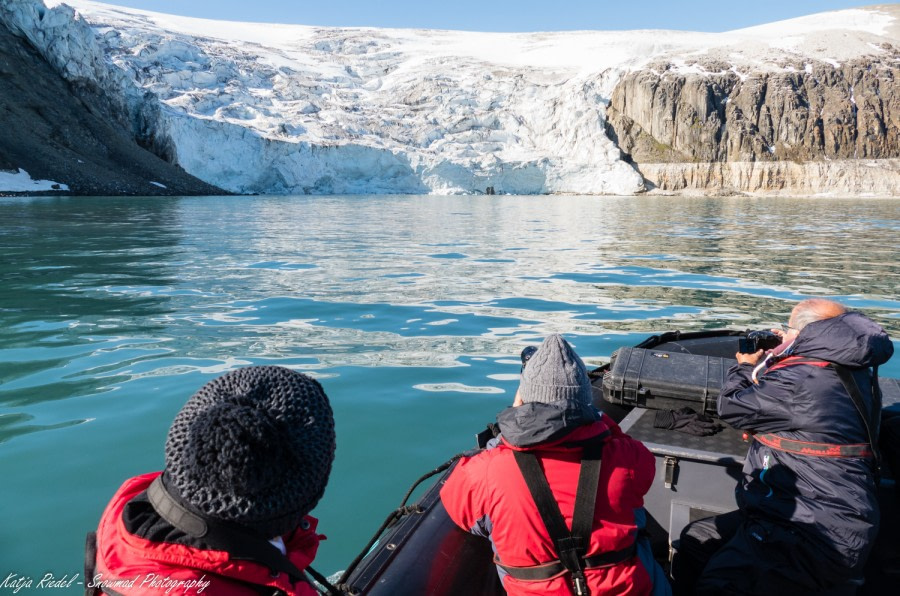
[
  {"xmin": 441, "ymin": 334, "xmax": 670, "ymax": 595},
  {"xmin": 789, "ymin": 298, "xmax": 848, "ymax": 330},
  {"xmin": 673, "ymin": 299, "xmax": 893, "ymax": 595}
]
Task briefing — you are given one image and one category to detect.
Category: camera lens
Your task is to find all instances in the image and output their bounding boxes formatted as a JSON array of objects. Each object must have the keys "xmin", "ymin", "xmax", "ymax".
[
  {"xmin": 746, "ymin": 330, "xmax": 781, "ymax": 352},
  {"xmin": 520, "ymin": 346, "xmax": 537, "ymax": 372}
]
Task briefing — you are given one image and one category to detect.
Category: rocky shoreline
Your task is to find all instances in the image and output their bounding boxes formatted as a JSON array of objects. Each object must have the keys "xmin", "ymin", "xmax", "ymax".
[{"xmin": 638, "ymin": 159, "xmax": 900, "ymax": 197}]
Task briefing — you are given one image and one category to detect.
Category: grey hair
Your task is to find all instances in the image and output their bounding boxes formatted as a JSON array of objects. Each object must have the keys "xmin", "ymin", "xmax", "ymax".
[{"xmin": 790, "ymin": 299, "xmax": 848, "ymax": 330}]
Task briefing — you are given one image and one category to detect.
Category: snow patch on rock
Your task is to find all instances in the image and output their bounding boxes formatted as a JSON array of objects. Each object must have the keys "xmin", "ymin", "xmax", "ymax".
[{"xmin": 0, "ymin": 168, "xmax": 69, "ymax": 192}]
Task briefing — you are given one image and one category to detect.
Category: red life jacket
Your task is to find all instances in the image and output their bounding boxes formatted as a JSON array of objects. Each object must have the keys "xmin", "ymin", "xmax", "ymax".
[
  {"xmin": 440, "ymin": 419, "xmax": 657, "ymax": 595},
  {"xmin": 90, "ymin": 472, "xmax": 323, "ymax": 595}
]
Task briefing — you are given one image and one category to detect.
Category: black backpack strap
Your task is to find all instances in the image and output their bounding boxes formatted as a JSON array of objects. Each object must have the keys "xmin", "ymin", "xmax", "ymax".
[
  {"xmin": 84, "ymin": 532, "xmax": 127, "ymax": 596},
  {"xmin": 512, "ymin": 439, "xmax": 604, "ymax": 596},
  {"xmin": 84, "ymin": 532, "xmax": 99, "ymax": 596},
  {"xmin": 830, "ymin": 364, "xmax": 882, "ymax": 470},
  {"xmin": 147, "ymin": 475, "xmax": 308, "ymax": 585},
  {"xmin": 872, "ymin": 365, "xmax": 883, "ymax": 438},
  {"xmin": 570, "ymin": 441, "xmax": 603, "ymax": 562}
]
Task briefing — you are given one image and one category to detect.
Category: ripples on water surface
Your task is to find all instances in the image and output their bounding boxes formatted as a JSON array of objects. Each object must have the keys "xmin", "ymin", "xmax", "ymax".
[{"xmin": 1, "ymin": 195, "xmax": 898, "ymax": 582}]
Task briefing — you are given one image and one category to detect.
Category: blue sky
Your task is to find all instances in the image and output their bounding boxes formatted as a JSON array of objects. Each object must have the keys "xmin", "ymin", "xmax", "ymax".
[{"xmin": 91, "ymin": 1, "xmax": 884, "ymax": 32}]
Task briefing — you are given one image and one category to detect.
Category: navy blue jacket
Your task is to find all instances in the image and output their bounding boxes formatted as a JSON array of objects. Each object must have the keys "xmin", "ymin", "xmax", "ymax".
[{"xmin": 718, "ymin": 312, "xmax": 893, "ymax": 574}]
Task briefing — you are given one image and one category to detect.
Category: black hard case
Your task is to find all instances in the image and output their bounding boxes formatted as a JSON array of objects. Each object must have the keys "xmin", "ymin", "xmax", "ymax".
[{"xmin": 601, "ymin": 347, "xmax": 729, "ymax": 416}]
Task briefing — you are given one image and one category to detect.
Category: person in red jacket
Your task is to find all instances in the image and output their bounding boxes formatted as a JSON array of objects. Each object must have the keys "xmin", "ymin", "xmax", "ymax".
[
  {"xmin": 440, "ymin": 334, "xmax": 671, "ymax": 596},
  {"xmin": 86, "ymin": 366, "xmax": 336, "ymax": 595}
]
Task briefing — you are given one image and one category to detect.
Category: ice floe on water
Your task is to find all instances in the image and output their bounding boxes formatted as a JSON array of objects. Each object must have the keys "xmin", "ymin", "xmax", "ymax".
[
  {"xmin": 487, "ymin": 373, "xmax": 522, "ymax": 382},
  {"xmin": 414, "ymin": 382, "xmax": 505, "ymax": 394}
]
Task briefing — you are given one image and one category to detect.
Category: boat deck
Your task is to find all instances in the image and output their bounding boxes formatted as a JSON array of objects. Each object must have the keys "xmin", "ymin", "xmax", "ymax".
[{"xmin": 621, "ymin": 407, "xmax": 748, "ymax": 459}]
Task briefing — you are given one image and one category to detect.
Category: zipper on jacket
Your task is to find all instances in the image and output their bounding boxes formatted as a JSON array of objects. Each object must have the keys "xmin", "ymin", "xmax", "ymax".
[{"xmin": 759, "ymin": 453, "xmax": 774, "ymax": 498}]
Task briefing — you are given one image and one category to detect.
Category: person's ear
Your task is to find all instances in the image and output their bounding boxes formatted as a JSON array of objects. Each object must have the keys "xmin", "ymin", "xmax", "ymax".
[{"xmin": 512, "ymin": 389, "xmax": 523, "ymax": 407}]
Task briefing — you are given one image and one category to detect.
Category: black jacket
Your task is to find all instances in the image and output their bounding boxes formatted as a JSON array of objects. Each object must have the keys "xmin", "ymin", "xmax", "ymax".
[{"xmin": 717, "ymin": 312, "xmax": 893, "ymax": 574}]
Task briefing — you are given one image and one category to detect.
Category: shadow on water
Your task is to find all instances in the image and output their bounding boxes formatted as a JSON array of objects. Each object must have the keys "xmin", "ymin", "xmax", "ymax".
[
  {"xmin": 0, "ymin": 412, "xmax": 84, "ymax": 443},
  {"xmin": 0, "ymin": 197, "xmax": 180, "ymax": 440}
]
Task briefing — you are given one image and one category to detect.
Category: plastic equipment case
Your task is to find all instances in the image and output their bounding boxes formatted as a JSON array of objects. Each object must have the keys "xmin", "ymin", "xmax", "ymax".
[{"xmin": 602, "ymin": 347, "xmax": 731, "ymax": 416}]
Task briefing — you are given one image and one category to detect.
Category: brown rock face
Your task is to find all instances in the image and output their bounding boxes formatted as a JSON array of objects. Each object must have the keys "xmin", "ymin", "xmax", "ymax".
[
  {"xmin": 638, "ymin": 159, "xmax": 900, "ymax": 197},
  {"xmin": 606, "ymin": 57, "xmax": 900, "ymax": 167}
]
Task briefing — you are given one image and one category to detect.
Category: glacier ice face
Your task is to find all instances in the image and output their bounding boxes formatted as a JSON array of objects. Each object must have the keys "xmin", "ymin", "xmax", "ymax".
[
  {"xmin": 134, "ymin": 22, "xmax": 650, "ymax": 195},
  {"xmin": 4, "ymin": 1, "xmax": 897, "ymax": 195},
  {"xmin": 5, "ymin": 0, "xmax": 650, "ymax": 195}
]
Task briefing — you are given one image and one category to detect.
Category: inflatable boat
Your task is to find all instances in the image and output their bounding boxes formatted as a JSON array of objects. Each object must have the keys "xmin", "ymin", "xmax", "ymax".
[{"xmin": 336, "ymin": 330, "xmax": 900, "ymax": 595}]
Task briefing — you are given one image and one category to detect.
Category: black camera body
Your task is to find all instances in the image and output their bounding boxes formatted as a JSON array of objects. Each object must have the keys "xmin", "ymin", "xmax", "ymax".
[
  {"xmin": 520, "ymin": 346, "xmax": 538, "ymax": 372},
  {"xmin": 739, "ymin": 330, "xmax": 782, "ymax": 354}
]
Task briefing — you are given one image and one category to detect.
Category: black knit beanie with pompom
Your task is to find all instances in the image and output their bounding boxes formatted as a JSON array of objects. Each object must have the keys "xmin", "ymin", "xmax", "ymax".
[{"xmin": 164, "ymin": 366, "xmax": 336, "ymax": 538}]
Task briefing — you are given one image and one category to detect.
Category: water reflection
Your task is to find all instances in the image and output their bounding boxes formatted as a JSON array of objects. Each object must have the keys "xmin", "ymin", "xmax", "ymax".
[
  {"xmin": 3, "ymin": 195, "xmax": 898, "ymax": 417},
  {"xmin": 0, "ymin": 194, "xmax": 897, "ymax": 584},
  {"xmin": 0, "ymin": 197, "xmax": 180, "ymax": 438},
  {"xmin": 0, "ymin": 197, "xmax": 179, "ymax": 329}
]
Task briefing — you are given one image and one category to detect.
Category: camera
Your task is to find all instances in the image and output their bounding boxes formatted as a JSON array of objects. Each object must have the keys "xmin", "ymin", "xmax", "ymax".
[
  {"xmin": 520, "ymin": 346, "xmax": 538, "ymax": 372},
  {"xmin": 739, "ymin": 330, "xmax": 782, "ymax": 354}
]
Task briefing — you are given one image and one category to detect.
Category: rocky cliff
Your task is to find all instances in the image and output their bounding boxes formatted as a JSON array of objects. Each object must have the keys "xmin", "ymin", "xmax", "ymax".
[
  {"xmin": 605, "ymin": 10, "xmax": 900, "ymax": 194},
  {"xmin": 607, "ymin": 58, "xmax": 900, "ymax": 164},
  {"xmin": 638, "ymin": 159, "xmax": 900, "ymax": 197}
]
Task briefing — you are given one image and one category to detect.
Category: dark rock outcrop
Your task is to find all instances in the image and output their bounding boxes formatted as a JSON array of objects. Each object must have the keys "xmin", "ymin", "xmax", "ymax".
[
  {"xmin": 0, "ymin": 23, "xmax": 224, "ymax": 195},
  {"xmin": 606, "ymin": 57, "xmax": 900, "ymax": 166}
]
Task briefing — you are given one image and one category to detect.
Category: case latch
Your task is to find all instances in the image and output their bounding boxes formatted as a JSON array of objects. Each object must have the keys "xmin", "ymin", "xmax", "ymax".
[{"xmin": 664, "ymin": 456, "xmax": 679, "ymax": 490}]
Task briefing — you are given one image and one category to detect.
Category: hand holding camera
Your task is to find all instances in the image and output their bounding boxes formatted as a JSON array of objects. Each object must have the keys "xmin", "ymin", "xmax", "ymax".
[
  {"xmin": 736, "ymin": 330, "xmax": 783, "ymax": 366},
  {"xmin": 739, "ymin": 330, "xmax": 782, "ymax": 354}
]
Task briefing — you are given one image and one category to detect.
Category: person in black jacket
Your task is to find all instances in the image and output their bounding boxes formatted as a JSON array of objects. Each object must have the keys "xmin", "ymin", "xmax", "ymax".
[{"xmin": 672, "ymin": 299, "xmax": 894, "ymax": 595}]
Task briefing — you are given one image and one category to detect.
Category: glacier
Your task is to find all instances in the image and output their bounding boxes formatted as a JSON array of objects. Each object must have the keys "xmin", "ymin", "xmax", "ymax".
[{"xmin": 2, "ymin": 0, "xmax": 897, "ymax": 195}]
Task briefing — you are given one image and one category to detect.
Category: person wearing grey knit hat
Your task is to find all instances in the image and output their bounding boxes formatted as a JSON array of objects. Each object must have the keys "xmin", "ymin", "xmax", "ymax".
[
  {"xmin": 87, "ymin": 366, "xmax": 336, "ymax": 596},
  {"xmin": 441, "ymin": 334, "xmax": 668, "ymax": 595},
  {"xmin": 517, "ymin": 333, "xmax": 593, "ymax": 407}
]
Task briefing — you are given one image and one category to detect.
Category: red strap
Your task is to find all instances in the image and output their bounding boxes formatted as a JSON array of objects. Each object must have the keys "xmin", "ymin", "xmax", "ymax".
[
  {"xmin": 754, "ymin": 433, "xmax": 872, "ymax": 458},
  {"xmin": 767, "ymin": 356, "xmax": 830, "ymax": 373}
]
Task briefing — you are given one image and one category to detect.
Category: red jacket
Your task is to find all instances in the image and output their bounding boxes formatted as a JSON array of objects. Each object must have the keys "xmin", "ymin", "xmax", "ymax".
[
  {"xmin": 91, "ymin": 472, "xmax": 323, "ymax": 595},
  {"xmin": 440, "ymin": 410, "xmax": 658, "ymax": 595}
]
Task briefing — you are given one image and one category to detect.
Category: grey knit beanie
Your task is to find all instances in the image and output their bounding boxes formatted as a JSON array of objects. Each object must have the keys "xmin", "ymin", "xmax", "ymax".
[
  {"xmin": 164, "ymin": 366, "xmax": 336, "ymax": 538},
  {"xmin": 519, "ymin": 334, "xmax": 592, "ymax": 406}
]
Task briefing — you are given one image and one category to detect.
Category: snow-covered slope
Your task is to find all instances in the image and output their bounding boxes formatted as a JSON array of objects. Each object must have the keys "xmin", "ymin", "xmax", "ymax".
[{"xmin": 3, "ymin": 1, "xmax": 898, "ymax": 195}]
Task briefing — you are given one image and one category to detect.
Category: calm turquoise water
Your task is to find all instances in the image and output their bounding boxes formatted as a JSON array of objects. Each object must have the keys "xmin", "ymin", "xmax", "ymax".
[{"xmin": 1, "ymin": 195, "xmax": 899, "ymax": 589}]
